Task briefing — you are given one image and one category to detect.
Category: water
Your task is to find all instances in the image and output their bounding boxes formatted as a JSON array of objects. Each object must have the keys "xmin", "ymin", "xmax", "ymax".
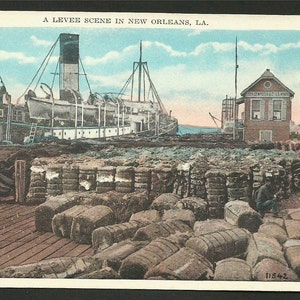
[{"xmin": 177, "ymin": 124, "xmax": 221, "ymax": 135}]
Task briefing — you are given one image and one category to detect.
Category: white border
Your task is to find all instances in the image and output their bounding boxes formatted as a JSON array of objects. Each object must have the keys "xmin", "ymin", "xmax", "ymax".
[{"xmin": 1, "ymin": 10, "xmax": 300, "ymax": 292}]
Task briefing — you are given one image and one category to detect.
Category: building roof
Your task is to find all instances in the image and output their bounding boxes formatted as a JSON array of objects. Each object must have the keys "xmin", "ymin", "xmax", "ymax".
[{"xmin": 240, "ymin": 69, "xmax": 295, "ymax": 97}]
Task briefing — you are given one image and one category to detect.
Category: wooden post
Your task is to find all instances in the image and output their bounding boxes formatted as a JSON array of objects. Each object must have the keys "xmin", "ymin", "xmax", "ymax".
[{"xmin": 15, "ymin": 160, "xmax": 26, "ymax": 203}]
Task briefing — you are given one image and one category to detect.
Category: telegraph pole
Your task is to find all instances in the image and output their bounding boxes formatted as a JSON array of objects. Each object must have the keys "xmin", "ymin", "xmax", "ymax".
[{"xmin": 233, "ymin": 37, "xmax": 239, "ymax": 140}]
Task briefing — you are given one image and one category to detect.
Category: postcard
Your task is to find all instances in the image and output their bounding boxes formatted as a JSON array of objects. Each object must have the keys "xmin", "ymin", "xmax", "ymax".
[{"xmin": 0, "ymin": 10, "xmax": 300, "ymax": 292}]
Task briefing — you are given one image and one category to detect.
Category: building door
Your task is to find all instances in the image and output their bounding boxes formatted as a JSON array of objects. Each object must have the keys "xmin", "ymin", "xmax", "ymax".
[{"xmin": 259, "ymin": 130, "xmax": 272, "ymax": 142}]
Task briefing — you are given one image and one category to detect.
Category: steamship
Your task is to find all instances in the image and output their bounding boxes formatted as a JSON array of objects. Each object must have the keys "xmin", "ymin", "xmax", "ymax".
[{"xmin": 1, "ymin": 33, "xmax": 178, "ymax": 143}]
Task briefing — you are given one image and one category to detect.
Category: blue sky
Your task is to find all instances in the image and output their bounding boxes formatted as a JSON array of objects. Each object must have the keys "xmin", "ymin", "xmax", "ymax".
[{"xmin": 1, "ymin": 27, "xmax": 300, "ymax": 126}]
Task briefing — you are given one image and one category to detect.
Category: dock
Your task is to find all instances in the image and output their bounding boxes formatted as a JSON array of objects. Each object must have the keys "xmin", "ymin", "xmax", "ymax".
[{"xmin": 0, "ymin": 202, "xmax": 93, "ymax": 269}]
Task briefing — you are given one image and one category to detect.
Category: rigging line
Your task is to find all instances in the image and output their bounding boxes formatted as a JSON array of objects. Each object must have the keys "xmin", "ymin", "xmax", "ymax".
[
  {"xmin": 131, "ymin": 62, "xmax": 137, "ymax": 102},
  {"xmin": 18, "ymin": 36, "xmax": 59, "ymax": 101},
  {"xmin": 34, "ymin": 39, "xmax": 58, "ymax": 92},
  {"xmin": 118, "ymin": 63, "xmax": 139, "ymax": 99},
  {"xmin": 79, "ymin": 55, "xmax": 92, "ymax": 95},
  {"xmin": 143, "ymin": 65, "xmax": 167, "ymax": 114},
  {"xmin": 143, "ymin": 63, "xmax": 146, "ymax": 102},
  {"xmin": 0, "ymin": 76, "xmax": 6, "ymax": 90},
  {"xmin": 51, "ymin": 58, "xmax": 60, "ymax": 91}
]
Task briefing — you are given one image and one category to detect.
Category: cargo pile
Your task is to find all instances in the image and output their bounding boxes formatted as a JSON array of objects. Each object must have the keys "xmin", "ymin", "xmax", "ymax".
[
  {"xmin": 1, "ymin": 143, "xmax": 300, "ymax": 280},
  {"xmin": 1, "ymin": 193, "xmax": 300, "ymax": 281}
]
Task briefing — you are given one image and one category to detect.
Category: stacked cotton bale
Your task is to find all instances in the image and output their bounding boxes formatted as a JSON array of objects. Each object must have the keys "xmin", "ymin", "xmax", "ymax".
[
  {"xmin": 193, "ymin": 219, "xmax": 235, "ymax": 236},
  {"xmin": 144, "ymin": 247, "xmax": 214, "ymax": 280},
  {"xmin": 151, "ymin": 166, "xmax": 175, "ymax": 196},
  {"xmin": 186, "ymin": 227, "xmax": 251, "ymax": 262},
  {"xmin": 276, "ymin": 157, "xmax": 293, "ymax": 196},
  {"xmin": 92, "ymin": 220, "xmax": 145, "ymax": 252},
  {"xmin": 291, "ymin": 159, "xmax": 300, "ymax": 190},
  {"xmin": 205, "ymin": 170, "xmax": 227, "ymax": 219},
  {"xmin": 134, "ymin": 167, "xmax": 152, "ymax": 192},
  {"xmin": 0, "ymin": 256, "xmax": 101, "ymax": 279},
  {"xmin": 283, "ymin": 239, "xmax": 300, "ymax": 277},
  {"xmin": 224, "ymin": 200, "xmax": 262, "ymax": 233},
  {"xmin": 115, "ymin": 166, "xmax": 134, "ymax": 193},
  {"xmin": 258, "ymin": 222, "xmax": 288, "ymax": 245},
  {"xmin": 214, "ymin": 258, "xmax": 252, "ymax": 281},
  {"xmin": 132, "ymin": 219, "xmax": 192, "ymax": 242},
  {"xmin": 189, "ymin": 156, "xmax": 209, "ymax": 198},
  {"xmin": 162, "ymin": 209, "xmax": 196, "ymax": 228},
  {"xmin": 62, "ymin": 165, "xmax": 79, "ymax": 193},
  {"xmin": 77, "ymin": 267, "xmax": 120, "ymax": 279},
  {"xmin": 226, "ymin": 169, "xmax": 252, "ymax": 202},
  {"xmin": 96, "ymin": 166, "xmax": 116, "ymax": 193},
  {"xmin": 253, "ymin": 258, "xmax": 298, "ymax": 281},
  {"xmin": 119, "ymin": 233, "xmax": 189, "ymax": 279},
  {"xmin": 129, "ymin": 210, "xmax": 161, "ymax": 224},
  {"xmin": 70, "ymin": 205, "xmax": 115, "ymax": 244},
  {"xmin": 52, "ymin": 205, "xmax": 92, "ymax": 238},
  {"xmin": 173, "ymin": 163, "xmax": 191, "ymax": 198},
  {"xmin": 285, "ymin": 220, "xmax": 300, "ymax": 239},
  {"xmin": 46, "ymin": 164, "xmax": 63, "ymax": 196},
  {"xmin": 26, "ymin": 164, "xmax": 47, "ymax": 204},
  {"xmin": 93, "ymin": 240, "xmax": 149, "ymax": 271},
  {"xmin": 246, "ymin": 233, "xmax": 287, "ymax": 268},
  {"xmin": 35, "ymin": 193, "xmax": 78, "ymax": 232},
  {"xmin": 175, "ymin": 197, "xmax": 208, "ymax": 221},
  {"xmin": 84, "ymin": 191, "xmax": 150, "ymax": 223},
  {"xmin": 150, "ymin": 193, "xmax": 180, "ymax": 211},
  {"xmin": 78, "ymin": 166, "xmax": 97, "ymax": 192},
  {"xmin": 285, "ymin": 208, "xmax": 300, "ymax": 221},
  {"xmin": 250, "ymin": 163, "xmax": 264, "ymax": 192}
]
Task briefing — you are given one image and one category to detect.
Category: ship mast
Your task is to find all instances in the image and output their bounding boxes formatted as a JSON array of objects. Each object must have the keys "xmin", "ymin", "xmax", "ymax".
[{"xmin": 138, "ymin": 40, "xmax": 142, "ymax": 102}]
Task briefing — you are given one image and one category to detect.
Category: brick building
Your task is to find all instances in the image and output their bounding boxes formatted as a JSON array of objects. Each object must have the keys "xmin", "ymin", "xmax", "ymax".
[{"xmin": 238, "ymin": 69, "xmax": 295, "ymax": 142}]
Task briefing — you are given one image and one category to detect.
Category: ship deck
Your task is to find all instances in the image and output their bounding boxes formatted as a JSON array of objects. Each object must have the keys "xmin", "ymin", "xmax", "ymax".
[{"xmin": 0, "ymin": 202, "xmax": 93, "ymax": 269}]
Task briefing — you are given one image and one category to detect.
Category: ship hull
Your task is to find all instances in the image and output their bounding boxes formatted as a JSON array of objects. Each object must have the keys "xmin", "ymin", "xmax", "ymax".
[
  {"xmin": 26, "ymin": 97, "xmax": 178, "ymax": 140},
  {"xmin": 27, "ymin": 97, "xmax": 104, "ymax": 120}
]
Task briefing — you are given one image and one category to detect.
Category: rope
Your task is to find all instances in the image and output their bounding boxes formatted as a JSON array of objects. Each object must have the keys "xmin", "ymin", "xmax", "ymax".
[
  {"xmin": 79, "ymin": 55, "xmax": 92, "ymax": 95},
  {"xmin": 18, "ymin": 36, "xmax": 59, "ymax": 101}
]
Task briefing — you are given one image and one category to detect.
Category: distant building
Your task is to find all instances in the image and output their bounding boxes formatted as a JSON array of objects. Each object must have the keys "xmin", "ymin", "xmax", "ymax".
[{"xmin": 237, "ymin": 69, "xmax": 294, "ymax": 142}]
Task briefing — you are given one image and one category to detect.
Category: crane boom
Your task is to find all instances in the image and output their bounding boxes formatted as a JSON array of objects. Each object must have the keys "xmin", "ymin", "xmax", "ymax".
[{"xmin": 209, "ymin": 112, "xmax": 221, "ymax": 128}]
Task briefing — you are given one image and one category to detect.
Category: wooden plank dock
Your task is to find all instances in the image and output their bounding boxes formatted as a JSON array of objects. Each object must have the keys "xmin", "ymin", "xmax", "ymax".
[{"xmin": 0, "ymin": 202, "xmax": 93, "ymax": 269}]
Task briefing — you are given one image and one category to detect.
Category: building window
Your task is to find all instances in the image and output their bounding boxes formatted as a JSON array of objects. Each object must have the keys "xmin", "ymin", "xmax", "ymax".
[
  {"xmin": 251, "ymin": 99, "xmax": 261, "ymax": 120},
  {"xmin": 273, "ymin": 100, "xmax": 282, "ymax": 120},
  {"xmin": 259, "ymin": 130, "xmax": 272, "ymax": 142},
  {"xmin": 264, "ymin": 81, "xmax": 272, "ymax": 89},
  {"xmin": 269, "ymin": 99, "xmax": 287, "ymax": 121}
]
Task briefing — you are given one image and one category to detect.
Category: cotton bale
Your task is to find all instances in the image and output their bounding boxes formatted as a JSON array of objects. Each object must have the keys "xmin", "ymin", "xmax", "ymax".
[
  {"xmin": 214, "ymin": 258, "xmax": 252, "ymax": 281},
  {"xmin": 119, "ymin": 233, "xmax": 189, "ymax": 279},
  {"xmin": 35, "ymin": 194, "xmax": 78, "ymax": 232},
  {"xmin": 70, "ymin": 205, "xmax": 115, "ymax": 244},
  {"xmin": 144, "ymin": 247, "xmax": 213, "ymax": 280},
  {"xmin": 246, "ymin": 233, "xmax": 287, "ymax": 268},
  {"xmin": 224, "ymin": 200, "xmax": 262, "ymax": 233},
  {"xmin": 186, "ymin": 227, "xmax": 251, "ymax": 262},
  {"xmin": 253, "ymin": 258, "xmax": 298, "ymax": 281}
]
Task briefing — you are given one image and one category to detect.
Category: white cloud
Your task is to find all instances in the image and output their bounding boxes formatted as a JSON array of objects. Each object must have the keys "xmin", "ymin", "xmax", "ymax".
[
  {"xmin": 0, "ymin": 50, "xmax": 36, "ymax": 64},
  {"xmin": 188, "ymin": 29, "xmax": 207, "ymax": 36},
  {"xmin": 88, "ymin": 71, "xmax": 131, "ymax": 91},
  {"xmin": 83, "ymin": 44, "xmax": 137, "ymax": 65},
  {"xmin": 30, "ymin": 35, "xmax": 53, "ymax": 47},
  {"xmin": 83, "ymin": 39, "xmax": 300, "ymax": 67},
  {"xmin": 152, "ymin": 41, "xmax": 187, "ymax": 57}
]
